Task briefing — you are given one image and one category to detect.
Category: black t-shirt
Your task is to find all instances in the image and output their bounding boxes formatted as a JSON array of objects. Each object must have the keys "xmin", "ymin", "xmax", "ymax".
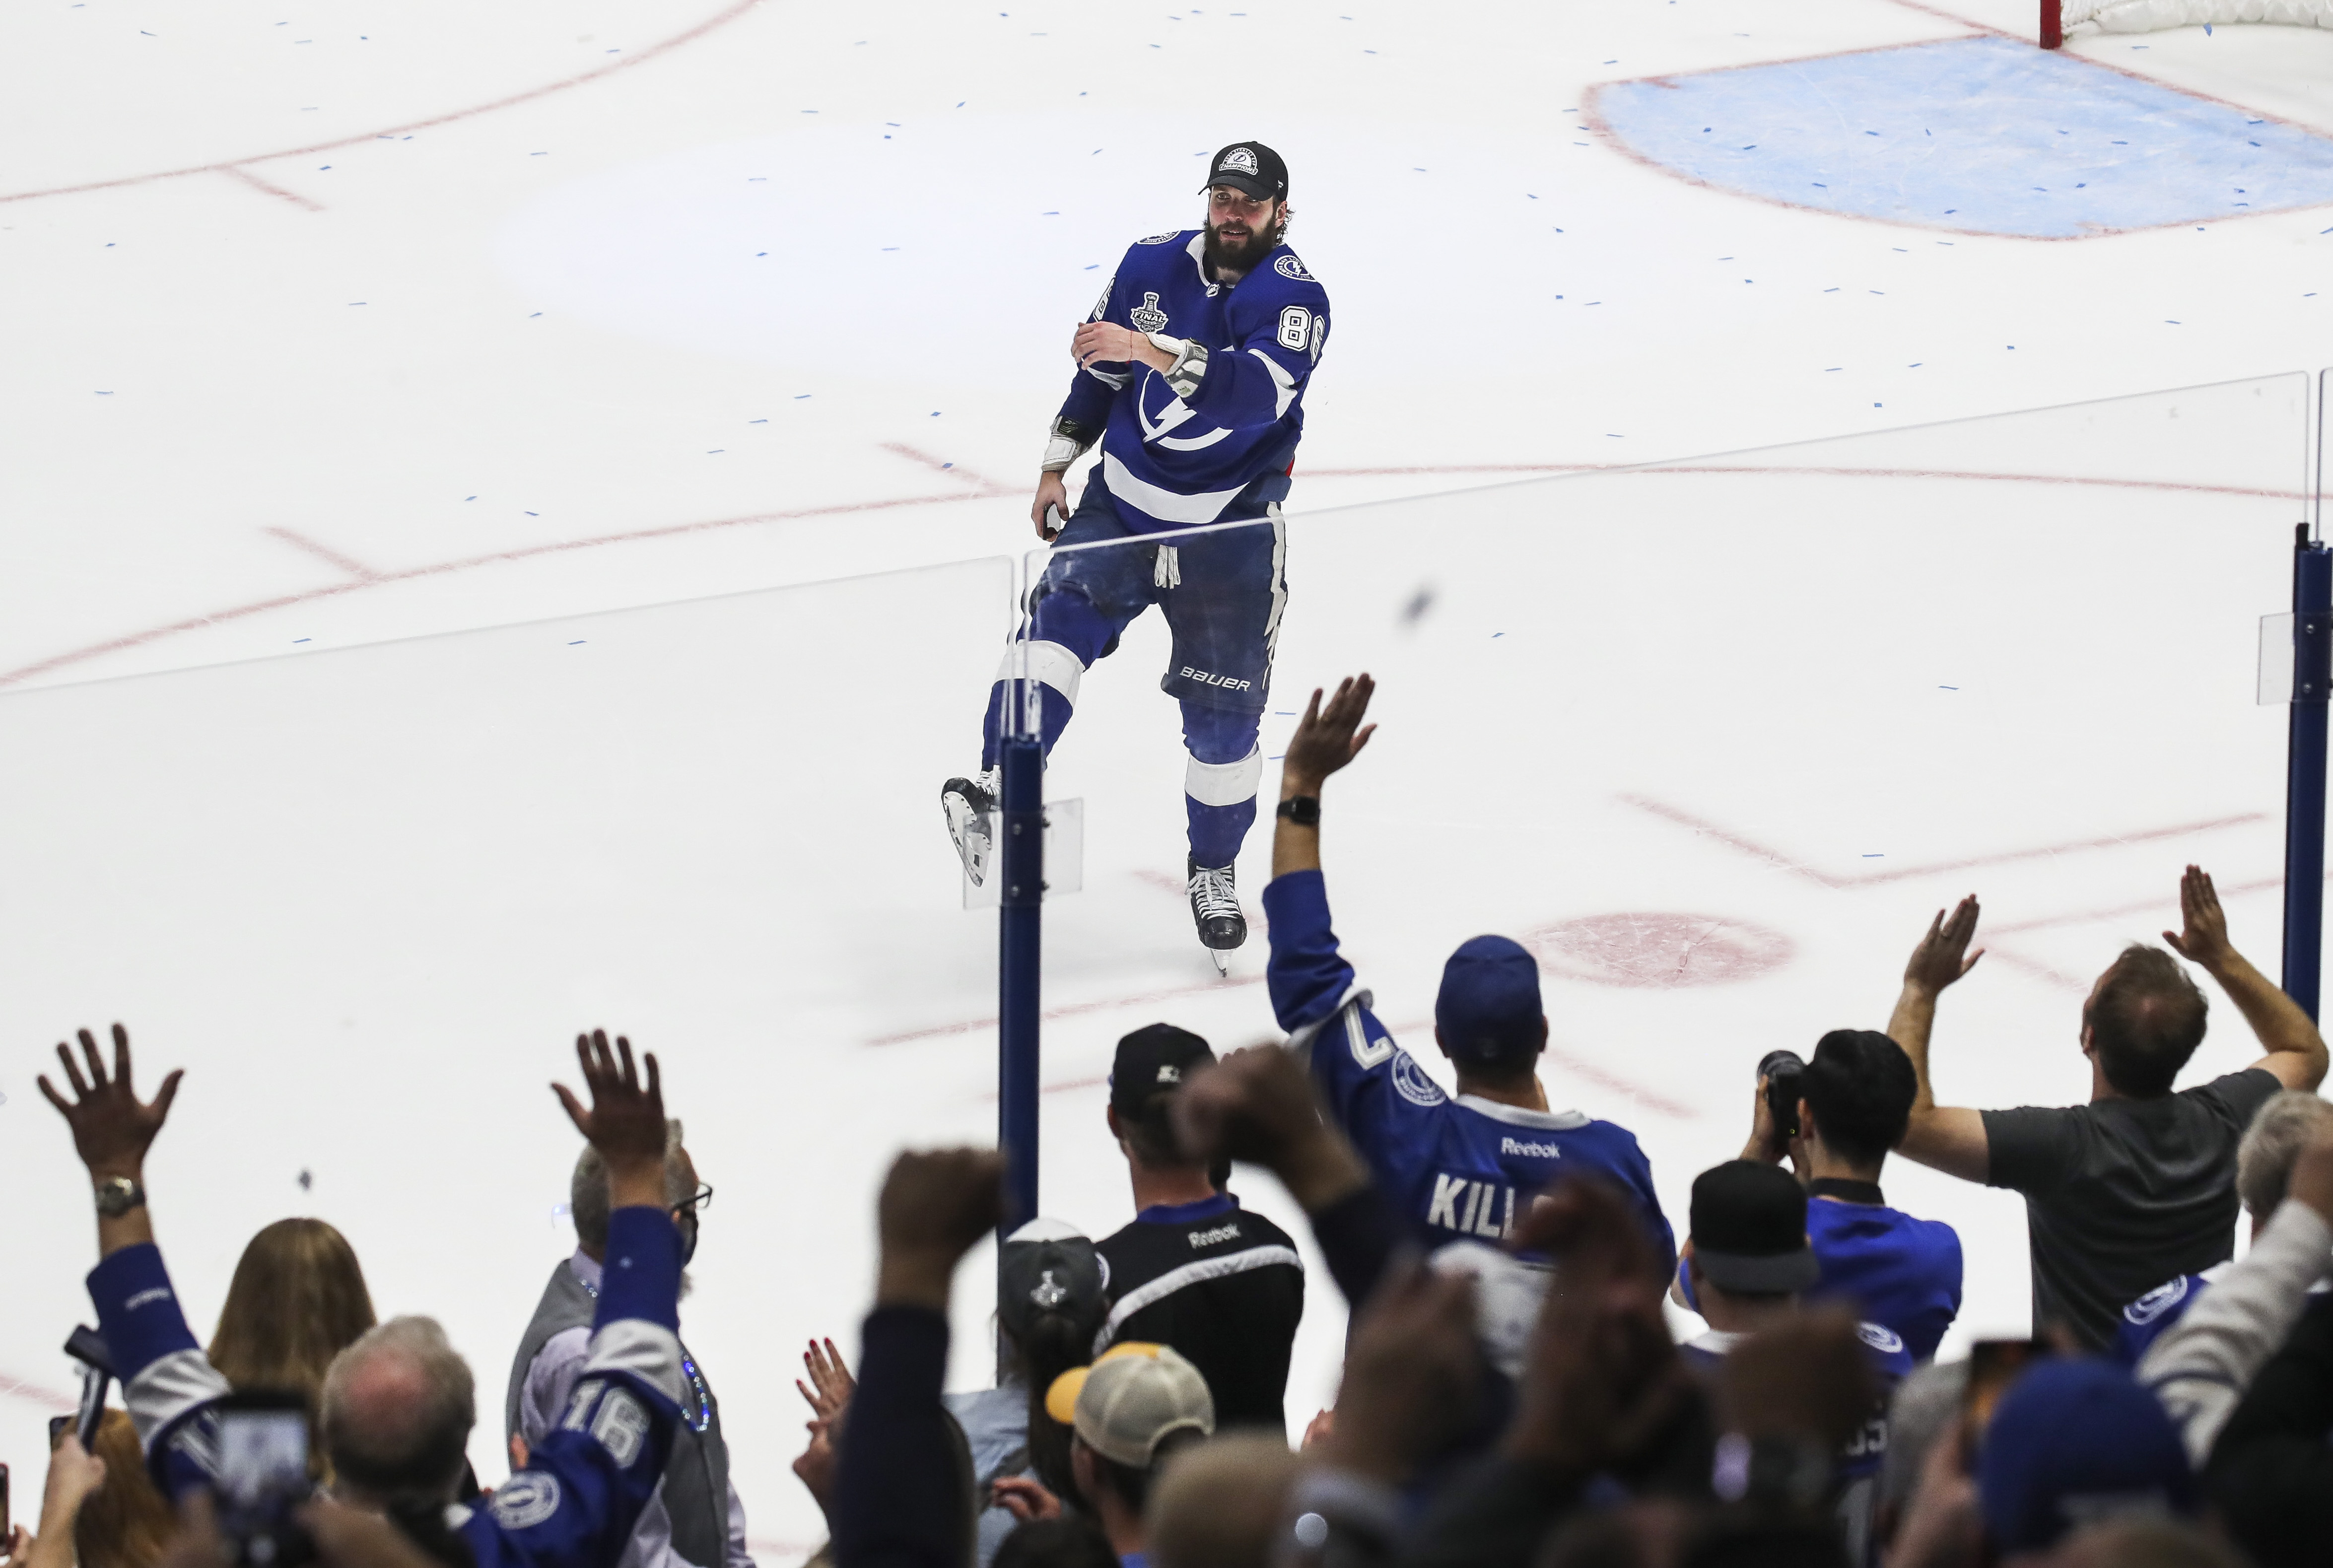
[
  {"xmin": 1983, "ymin": 1067, "xmax": 2282, "ymax": 1350},
  {"xmin": 1094, "ymin": 1193, "xmax": 1304, "ymax": 1433}
]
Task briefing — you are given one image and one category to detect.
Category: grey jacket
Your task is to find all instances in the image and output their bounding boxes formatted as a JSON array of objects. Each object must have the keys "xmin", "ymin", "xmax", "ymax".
[{"xmin": 506, "ymin": 1252, "xmax": 750, "ymax": 1568}]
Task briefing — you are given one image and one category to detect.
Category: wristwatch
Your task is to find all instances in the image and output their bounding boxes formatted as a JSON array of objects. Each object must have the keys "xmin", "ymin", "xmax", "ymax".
[
  {"xmin": 1276, "ymin": 795, "xmax": 1321, "ymax": 826},
  {"xmin": 93, "ymin": 1176, "xmax": 146, "ymax": 1217}
]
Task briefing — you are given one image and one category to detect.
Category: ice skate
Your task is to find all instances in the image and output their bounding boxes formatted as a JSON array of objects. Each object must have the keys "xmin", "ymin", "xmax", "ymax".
[
  {"xmin": 941, "ymin": 770, "xmax": 1000, "ymax": 886},
  {"xmin": 1188, "ymin": 857, "xmax": 1246, "ymax": 975}
]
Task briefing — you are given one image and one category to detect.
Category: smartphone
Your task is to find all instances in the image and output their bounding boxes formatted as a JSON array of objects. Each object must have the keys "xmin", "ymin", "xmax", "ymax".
[
  {"xmin": 1962, "ymin": 1338, "xmax": 2047, "ymax": 1459},
  {"xmin": 64, "ymin": 1326, "xmax": 114, "ymax": 1450},
  {"xmin": 215, "ymin": 1391, "xmax": 315, "ymax": 1568}
]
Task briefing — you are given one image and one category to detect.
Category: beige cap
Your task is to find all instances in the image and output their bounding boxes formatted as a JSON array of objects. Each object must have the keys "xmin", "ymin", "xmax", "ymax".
[{"xmin": 1044, "ymin": 1342, "xmax": 1216, "ymax": 1468}]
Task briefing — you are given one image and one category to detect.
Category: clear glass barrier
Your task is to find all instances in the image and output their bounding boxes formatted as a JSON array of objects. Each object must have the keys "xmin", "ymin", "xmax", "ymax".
[
  {"xmin": 0, "ymin": 556, "xmax": 1015, "ymax": 1557},
  {"xmin": 1015, "ymin": 373, "xmax": 2305, "ymax": 1387},
  {"xmin": 0, "ymin": 377, "xmax": 2309, "ymax": 1547}
]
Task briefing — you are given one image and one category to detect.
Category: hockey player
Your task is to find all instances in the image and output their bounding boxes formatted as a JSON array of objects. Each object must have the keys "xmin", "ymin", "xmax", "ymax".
[
  {"xmin": 943, "ymin": 140, "xmax": 1330, "ymax": 968},
  {"xmin": 1260, "ymin": 674, "xmax": 1676, "ymax": 1261}
]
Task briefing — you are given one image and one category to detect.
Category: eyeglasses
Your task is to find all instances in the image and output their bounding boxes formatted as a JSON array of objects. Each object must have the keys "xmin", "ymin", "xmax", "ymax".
[{"xmin": 675, "ymin": 1183, "xmax": 714, "ymax": 1217}]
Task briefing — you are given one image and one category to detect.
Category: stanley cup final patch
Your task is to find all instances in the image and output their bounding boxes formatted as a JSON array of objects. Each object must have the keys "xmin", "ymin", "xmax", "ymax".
[{"xmin": 1128, "ymin": 291, "xmax": 1169, "ymax": 333}]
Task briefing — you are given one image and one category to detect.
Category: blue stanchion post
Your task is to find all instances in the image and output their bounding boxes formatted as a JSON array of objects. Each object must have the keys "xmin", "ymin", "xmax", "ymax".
[
  {"xmin": 2283, "ymin": 524, "xmax": 2332, "ymax": 1020},
  {"xmin": 997, "ymin": 726, "xmax": 1044, "ymax": 1236}
]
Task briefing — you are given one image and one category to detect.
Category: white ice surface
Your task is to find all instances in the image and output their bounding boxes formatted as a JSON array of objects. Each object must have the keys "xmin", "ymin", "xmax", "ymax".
[{"xmin": 4, "ymin": 0, "xmax": 2333, "ymax": 1560}]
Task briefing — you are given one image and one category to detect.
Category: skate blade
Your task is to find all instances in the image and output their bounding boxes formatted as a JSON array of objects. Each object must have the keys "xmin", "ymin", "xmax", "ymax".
[
  {"xmin": 1207, "ymin": 948, "xmax": 1230, "ymax": 977},
  {"xmin": 941, "ymin": 798, "xmax": 993, "ymax": 887}
]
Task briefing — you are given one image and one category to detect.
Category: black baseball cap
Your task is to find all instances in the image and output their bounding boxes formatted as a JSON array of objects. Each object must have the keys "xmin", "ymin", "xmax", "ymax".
[
  {"xmin": 998, "ymin": 1217, "xmax": 1107, "ymax": 1345},
  {"xmin": 1688, "ymin": 1160, "xmax": 1819, "ymax": 1294},
  {"xmin": 1199, "ymin": 141, "xmax": 1289, "ymax": 202},
  {"xmin": 1109, "ymin": 1023, "xmax": 1216, "ymax": 1119}
]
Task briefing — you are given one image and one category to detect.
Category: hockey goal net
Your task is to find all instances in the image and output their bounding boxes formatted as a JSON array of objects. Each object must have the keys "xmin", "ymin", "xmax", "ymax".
[{"xmin": 2045, "ymin": 0, "xmax": 2333, "ymax": 46}]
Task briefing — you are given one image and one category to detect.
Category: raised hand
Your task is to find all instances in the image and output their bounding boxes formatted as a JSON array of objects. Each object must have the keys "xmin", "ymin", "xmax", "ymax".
[
  {"xmin": 1280, "ymin": 675, "xmax": 1376, "ymax": 794},
  {"xmin": 2164, "ymin": 864, "xmax": 2237, "ymax": 972},
  {"xmin": 1504, "ymin": 1178, "xmax": 1691, "ymax": 1478},
  {"xmin": 1326, "ymin": 1259, "xmax": 1481, "ymax": 1483},
  {"xmin": 1904, "ymin": 895, "xmax": 1984, "ymax": 997},
  {"xmin": 38, "ymin": 1024, "xmax": 181, "ymax": 1179},
  {"xmin": 1743, "ymin": 1075, "xmax": 1788, "ymax": 1166},
  {"xmin": 1172, "ymin": 1044, "xmax": 1366, "ymax": 1211},
  {"xmin": 988, "ymin": 1477, "xmax": 1063, "ymax": 1524},
  {"xmin": 551, "ymin": 1030, "xmax": 667, "ymax": 1205},
  {"xmin": 875, "ymin": 1148, "xmax": 1006, "ymax": 1310},
  {"xmin": 792, "ymin": 1413, "xmax": 842, "ymax": 1525},
  {"xmin": 795, "ymin": 1338, "xmax": 855, "ymax": 1423}
]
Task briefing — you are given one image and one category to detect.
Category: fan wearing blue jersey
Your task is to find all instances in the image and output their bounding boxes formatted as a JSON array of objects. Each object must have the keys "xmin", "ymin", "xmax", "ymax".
[
  {"xmin": 1258, "ymin": 674, "xmax": 1674, "ymax": 1260},
  {"xmin": 41, "ymin": 1025, "xmax": 691, "ymax": 1568},
  {"xmin": 1674, "ymin": 1031, "xmax": 1963, "ymax": 1363},
  {"xmin": 943, "ymin": 140, "xmax": 1330, "ymax": 971}
]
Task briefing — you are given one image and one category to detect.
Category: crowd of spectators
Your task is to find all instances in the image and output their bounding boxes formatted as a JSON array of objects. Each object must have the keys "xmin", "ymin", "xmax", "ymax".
[{"xmin": 11, "ymin": 670, "xmax": 2333, "ymax": 1568}]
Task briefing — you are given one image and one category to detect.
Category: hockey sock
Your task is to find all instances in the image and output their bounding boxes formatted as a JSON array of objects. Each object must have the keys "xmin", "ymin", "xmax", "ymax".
[{"xmin": 1181, "ymin": 702, "xmax": 1263, "ymax": 868}]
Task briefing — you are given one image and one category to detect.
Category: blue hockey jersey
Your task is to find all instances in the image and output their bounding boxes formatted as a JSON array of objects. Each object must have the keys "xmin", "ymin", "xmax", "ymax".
[
  {"xmin": 1057, "ymin": 229, "xmax": 1329, "ymax": 530},
  {"xmin": 2109, "ymin": 1266, "xmax": 2227, "ymax": 1366},
  {"xmin": 1682, "ymin": 1321, "xmax": 1910, "ymax": 1566},
  {"xmin": 94, "ymin": 1208, "xmax": 688, "ymax": 1568},
  {"xmin": 1263, "ymin": 869, "xmax": 1675, "ymax": 1261},
  {"xmin": 1676, "ymin": 1195, "xmax": 1963, "ymax": 1363},
  {"xmin": 2109, "ymin": 1264, "xmax": 2333, "ymax": 1367}
]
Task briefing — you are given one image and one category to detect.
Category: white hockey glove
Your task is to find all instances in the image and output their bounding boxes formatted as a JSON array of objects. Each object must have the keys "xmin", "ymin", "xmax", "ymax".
[
  {"xmin": 1041, "ymin": 416, "xmax": 1100, "ymax": 474},
  {"xmin": 1148, "ymin": 333, "xmax": 1210, "ymax": 401}
]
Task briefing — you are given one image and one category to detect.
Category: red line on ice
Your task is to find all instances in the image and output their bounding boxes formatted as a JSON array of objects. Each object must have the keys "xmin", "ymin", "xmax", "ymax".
[
  {"xmin": 0, "ymin": 484, "xmax": 1012, "ymax": 690},
  {"xmin": 219, "ymin": 165, "xmax": 326, "ymax": 212},
  {"xmin": 0, "ymin": 458, "xmax": 2299, "ymax": 693},
  {"xmin": 265, "ymin": 526, "xmax": 380, "ymax": 582},
  {"xmin": 1984, "ymin": 875, "xmax": 2286, "ymax": 935},
  {"xmin": 0, "ymin": 0, "xmax": 764, "ymax": 208},
  {"xmin": 1626, "ymin": 795, "xmax": 2267, "ymax": 888},
  {"xmin": 0, "ymin": 1370, "xmax": 80, "ymax": 1412}
]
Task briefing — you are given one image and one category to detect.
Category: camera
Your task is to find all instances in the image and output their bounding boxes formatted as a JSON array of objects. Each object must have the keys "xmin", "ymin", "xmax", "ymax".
[
  {"xmin": 215, "ymin": 1391, "xmax": 316, "ymax": 1568},
  {"xmin": 1758, "ymin": 1049, "xmax": 1806, "ymax": 1142}
]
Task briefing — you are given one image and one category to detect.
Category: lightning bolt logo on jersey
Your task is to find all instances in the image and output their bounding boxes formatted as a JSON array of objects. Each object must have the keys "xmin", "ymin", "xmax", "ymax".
[{"xmin": 1055, "ymin": 229, "xmax": 1330, "ymax": 531}]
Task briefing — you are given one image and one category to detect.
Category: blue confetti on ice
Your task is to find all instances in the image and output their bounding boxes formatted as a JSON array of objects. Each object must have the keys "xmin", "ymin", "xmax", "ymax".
[{"xmin": 1592, "ymin": 36, "xmax": 2333, "ymax": 237}]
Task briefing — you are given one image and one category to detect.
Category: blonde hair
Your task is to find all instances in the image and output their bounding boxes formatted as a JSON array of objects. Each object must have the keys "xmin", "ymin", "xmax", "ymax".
[
  {"xmin": 72, "ymin": 1410, "xmax": 172, "ymax": 1568},
  {"xmin": 208, "ymin": 1217, "xmax": 378, "ymax": 1478}
]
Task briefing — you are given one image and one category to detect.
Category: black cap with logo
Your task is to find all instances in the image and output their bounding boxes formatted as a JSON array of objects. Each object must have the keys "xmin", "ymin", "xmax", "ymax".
[
  {"xmin": 1109, "ymin": 1023, "xmax": 1216, "ymax": 1120},
  {"xmin": 997, "ymin": 1217, "xmax": 1107, "ymax": 1345},
  {"xmin": 1688, "ymin": 1159, "xmax": 1820, "ymax": 1294},
  {"xmin": 1199, "ymin": 141, "xmax": 1290, "ymax": 202}
]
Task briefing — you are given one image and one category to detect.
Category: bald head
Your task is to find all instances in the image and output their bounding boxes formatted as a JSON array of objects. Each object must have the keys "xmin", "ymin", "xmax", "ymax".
[
  {"xmin": 321, "ymin": 1316, "xmax": 475, "ymax": 1504},
  {"xmin": 1146, "ymin": 1434, "xmax": 1299, "ymax": 1568}
]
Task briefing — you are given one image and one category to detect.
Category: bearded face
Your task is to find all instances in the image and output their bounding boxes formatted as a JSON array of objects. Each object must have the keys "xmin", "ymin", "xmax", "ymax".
[{"xmin": 1203, "ymin": 202, "xmax": 1286, "ymax": 276}]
